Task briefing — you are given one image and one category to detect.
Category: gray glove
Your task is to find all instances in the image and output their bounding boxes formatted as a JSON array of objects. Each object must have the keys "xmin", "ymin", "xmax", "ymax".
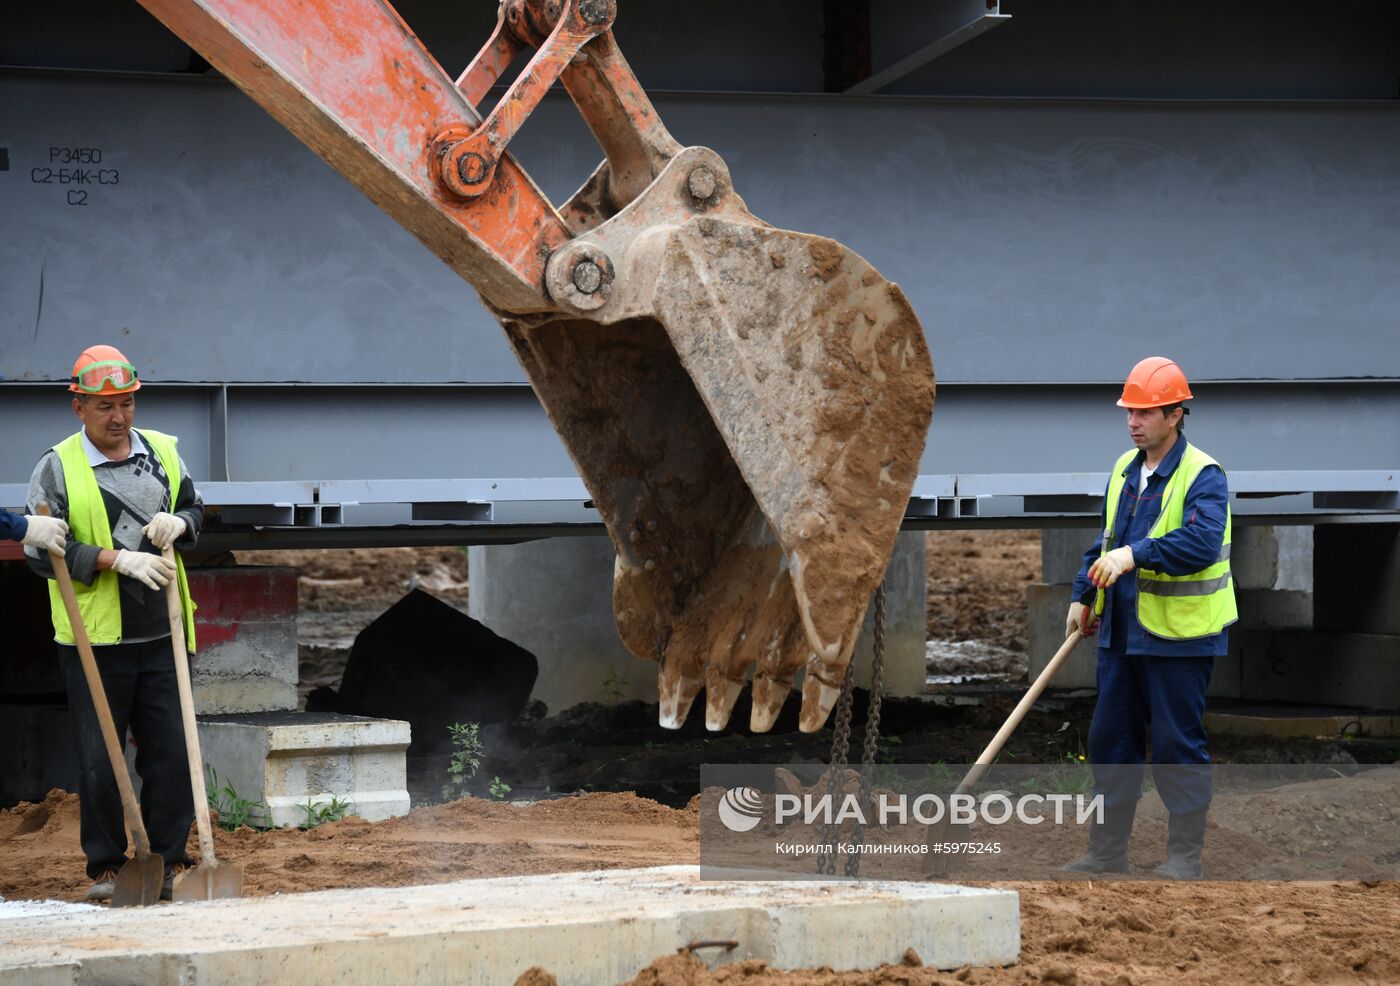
[
  {"xmin": 21, "ymin": 515, "xmax": 69, "ymax": 556},
  {"xmin": 112, "ymin": 549, "xmax": 176, "ymax": 590}
]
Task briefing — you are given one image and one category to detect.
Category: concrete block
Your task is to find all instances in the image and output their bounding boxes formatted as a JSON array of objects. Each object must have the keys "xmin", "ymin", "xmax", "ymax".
[
  {"xmin": 1236, "ymin": 588, "xmax": 1313, "ymax": 630},
  {"xmin": 470, "ymin": 533, "xmax": 930, "ymax": 715},
  {"xmin": 1314, "ymin": 524, "xmax": 1400, "ymax": 635},
  {"xmin": 1026, "ymin": 583, "xmax": 1097, "ymax": 690},
  {"xmin": 469, "ymin": 537, "xmax": 657, "ymax": 713},
  {"xmin": 1234, "ymin": 629, "xmax": 1400, "ymax": 709},
  {"xmin": 197, "ymin": 711, "xmax": 410, "ymax": 827},
  {"xmin": 0, "ymin": 866, "xmax": 1020, "ymax": 984},
  {"xmin": 847, "ymin": 532, "xmax": 927, "ymax": 698},
  {"xmin": 1232, "ymin": 526, "xmax": 1313, "ymax": 592},
  {"xmin": 1041, "ymin": 528, "xmax": 1095, "ymax": 585},
  {"xmin": 187, "ymin": 566, "xmax": 299, "ymax": 714}
]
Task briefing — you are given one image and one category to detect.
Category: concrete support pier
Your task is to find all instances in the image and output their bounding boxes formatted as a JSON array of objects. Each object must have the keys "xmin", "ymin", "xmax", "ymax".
[
  {"xmin": 470, "ymin": 533, "xmax": 929, "ymax": 718},
  {"xmin": 0, "ymin": 866, "xmax": 1019, "ymax": 984}
]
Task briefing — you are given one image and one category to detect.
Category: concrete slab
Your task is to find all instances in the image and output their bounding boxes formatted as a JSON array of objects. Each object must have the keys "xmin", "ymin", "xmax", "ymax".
[{"xmin": 0, "ymin": 866, "xmax": 1019, "ymax": 985}]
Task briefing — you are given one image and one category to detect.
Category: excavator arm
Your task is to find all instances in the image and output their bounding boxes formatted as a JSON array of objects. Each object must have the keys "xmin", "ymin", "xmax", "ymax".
[{"xmin": 134, "ymin": 0, "xmax": 935, "ymax": 732}]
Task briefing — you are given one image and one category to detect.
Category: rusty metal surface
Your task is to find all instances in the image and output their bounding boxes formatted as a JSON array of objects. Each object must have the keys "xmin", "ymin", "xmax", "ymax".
[
  {"xmin": 133, "ymin": 0, "xmax": 935, "ymax": 731},
  {"xmin": 133, "ymin": 0, "xmax": 570, "ymax": 314},
  {"xmin": 501, "ymin": 150, "xmax": 933, "ymax": 731}
]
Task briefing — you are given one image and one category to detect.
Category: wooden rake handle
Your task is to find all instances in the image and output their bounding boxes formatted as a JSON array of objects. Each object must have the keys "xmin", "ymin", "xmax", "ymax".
[
  {"xmin": 36, "ymin": 502, "xmax": 154, "ymax": 857},
  {"xmin": 161, "ymin": 545, "xmax": 218, "ymax": 865}
]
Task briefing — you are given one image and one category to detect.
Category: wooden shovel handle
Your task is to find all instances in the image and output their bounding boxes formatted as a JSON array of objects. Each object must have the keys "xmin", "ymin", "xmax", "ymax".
[
  {"xmin": 162, "ymin": 545, "xmax": 217, "ymax": 865},
  {"xmin": 36, "ymin": 502, "xmax": 154, "ymax": 857},
  {"xmin": 956, "ymin": 628, "xmax": 1088, "ymax": 795}
]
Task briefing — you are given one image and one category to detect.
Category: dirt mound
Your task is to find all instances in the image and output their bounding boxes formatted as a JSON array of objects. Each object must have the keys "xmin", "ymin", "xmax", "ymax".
[
  {"xmin": 0, "ymin": 790, "xmax": 698, "ymax": 903},
  {"xmin": 926, "ymin": 530, "xmax": 1040, "ymax": 654},
  {"xmin": 234, "ymin": 547, "xmax": 469, "ymax": 612}
]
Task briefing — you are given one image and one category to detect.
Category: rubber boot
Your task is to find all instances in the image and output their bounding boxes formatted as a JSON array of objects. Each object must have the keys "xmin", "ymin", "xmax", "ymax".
[
  {"xmin": 1058, "ymin": 800, "xmax": 1136, "ymax": 874},
  {"xmin": 1152, "ymin": 808, "xmax": 1207, "ymax": 880}
]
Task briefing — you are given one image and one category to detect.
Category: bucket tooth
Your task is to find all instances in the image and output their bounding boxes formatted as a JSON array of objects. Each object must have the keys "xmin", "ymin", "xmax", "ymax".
[
  {"xmin": 798, "ymin": 659, "xmax": 845, "ymax": 733},
  {"xmin": 704, "ymin": 669, "xmax": 745, "ymax": 732},
  {"xmin": 748, "ymin": 670, "xmax": 793, "ymax": 733},
  {"xmin": 658, "ymin": 660, "xmax": 702, "ymax": 730}
]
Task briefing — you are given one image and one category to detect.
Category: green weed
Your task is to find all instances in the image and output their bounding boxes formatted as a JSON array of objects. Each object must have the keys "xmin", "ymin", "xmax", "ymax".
[
  {"xmin": 441, "ymin": 722, "xmax": 484, "ymax": 801},
  {"xmin": 205, "ymin": 765, "xmax": 271, "ymax": 831},
  {"xmin": 298, "ymin": 795, "xmax": 354, "ymax": 830}
]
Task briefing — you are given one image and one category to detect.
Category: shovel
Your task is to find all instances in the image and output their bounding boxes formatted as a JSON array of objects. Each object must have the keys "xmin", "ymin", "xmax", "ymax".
[
  {"xmin": 161, "ymin": 545, "xmax": 245, "ymax": 901},
  {"xmin": 925, "ymin": 627, "xmax": 1089, "ymax": 877},
  {"xmin": 37, "ymin": 503, "xmax": 164, "ymax": 906}
]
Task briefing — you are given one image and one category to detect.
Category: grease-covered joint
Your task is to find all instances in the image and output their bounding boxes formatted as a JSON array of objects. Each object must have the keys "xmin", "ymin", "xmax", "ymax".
[
  {"xmin": 515, "ymin": 0, "xmax": 615, "ymax": 42},
  {"xmin": 576, "ymin": 0, "xmax": 615, "ymax": 27},
  {"xmin": 429, "ymin": 126, "xmax": 498, "ymax": 199},
  {"xmin": 545, "ymin": 240, "xmax": 615, "ymax": 311},
  {"xmin": 687, "ymin": 166, "xmax": 717, "ymax": 202}
]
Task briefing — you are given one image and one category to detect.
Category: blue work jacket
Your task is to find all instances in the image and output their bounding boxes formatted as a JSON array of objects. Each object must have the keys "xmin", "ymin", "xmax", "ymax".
[{"xmin": 1072, "ymin": 434, "xmax": 1232, "ymax": 658}]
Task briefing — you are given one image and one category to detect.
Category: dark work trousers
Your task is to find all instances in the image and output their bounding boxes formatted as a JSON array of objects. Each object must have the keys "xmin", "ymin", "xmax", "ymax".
[
  {"xmin": 60, "ymin": 637, "xmax": 195, "ymax": 879},
  {"xmin": 1087, "ymin": 649, "xmax": 1214, "ymax": 815}
]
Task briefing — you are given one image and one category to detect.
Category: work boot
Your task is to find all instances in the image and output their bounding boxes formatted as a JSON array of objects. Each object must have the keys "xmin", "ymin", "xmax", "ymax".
[
  {"xmin": 1059, "ymin": 800, "xmax": 1136, "ymax": 875},
  {"xmin": 1152, "ymin": 808, "xmax": 1207, "ymax": 880},
  {"xmin": 84, "ymin": 870, "xmax": 118, "ymax": 903},
  {"xmin": 161, "ymin": 863, "xmax": 191, "ymax": 901}
]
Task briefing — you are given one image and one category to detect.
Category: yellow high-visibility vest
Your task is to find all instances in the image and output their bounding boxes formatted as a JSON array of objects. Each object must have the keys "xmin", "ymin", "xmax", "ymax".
[
  {"xmin": 1094, "ymin": 442, "xmax": 1236, "ymax": 640},
  {"xmin": 48, "ymin": 429, "xmax": 197, "ymax": 650}
]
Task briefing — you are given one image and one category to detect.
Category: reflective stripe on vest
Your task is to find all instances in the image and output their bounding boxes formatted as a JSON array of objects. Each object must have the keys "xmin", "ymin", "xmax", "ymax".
[
  {"xmin": 1093, "ymin": 442, "xmax": 1237, "ymax": 641},
  {"xmin": 47, "ymin": 429, "xmax": 198, "ymax": 650}
]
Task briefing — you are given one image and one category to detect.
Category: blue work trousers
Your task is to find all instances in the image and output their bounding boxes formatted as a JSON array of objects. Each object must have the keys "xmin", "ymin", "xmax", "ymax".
[{"xmin": 1087, "ymin": 648, "xmax": 1214, "ymax": 815}]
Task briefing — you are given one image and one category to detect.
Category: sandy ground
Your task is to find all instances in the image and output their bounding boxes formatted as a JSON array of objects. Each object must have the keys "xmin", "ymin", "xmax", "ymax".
[
  {"xmin": 9, "ymin": 537, "xmax": 1393, "ymax": 982},
  {"xmin": 2, "ymin": 788, "xmax": 1397, "ymax": 985}
]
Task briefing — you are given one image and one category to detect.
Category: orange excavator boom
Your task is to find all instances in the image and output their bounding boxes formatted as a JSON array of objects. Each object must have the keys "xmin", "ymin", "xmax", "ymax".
[{"xmin": 133, "ymin": 0, "xmax": 936, "ymax": 732}]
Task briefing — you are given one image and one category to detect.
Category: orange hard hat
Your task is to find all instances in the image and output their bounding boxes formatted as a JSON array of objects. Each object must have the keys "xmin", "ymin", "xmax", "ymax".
[
  {"xmin": 70, "ymin": 344, "xmax": 141, "ymax": 395},
  {"xmin": 1117, "ymin": 356, "xmax": 1191, "ymax": 409}
]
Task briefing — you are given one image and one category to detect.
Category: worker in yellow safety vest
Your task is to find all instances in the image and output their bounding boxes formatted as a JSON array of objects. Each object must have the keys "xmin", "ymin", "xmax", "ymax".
[
  {"xmin": 1060, "ymin": 357, "xmax": 1235, "ymax": 880},
  {"xmin": 24, "ymin": 345, "xmax": 203, "ymax": 902}
]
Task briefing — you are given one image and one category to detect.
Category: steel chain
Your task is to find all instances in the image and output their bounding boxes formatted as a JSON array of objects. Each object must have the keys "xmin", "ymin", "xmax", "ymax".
[
  {"xmin": 814, "ymin": 577, "xmax": 887, "ymax": 878},
  {"xmin": 844, "ymin": 580, "xmax": 886, "ymax": 878},
  {"xmin": 814, "ymin": 647, "xmax": 856, "ymax": 875}
]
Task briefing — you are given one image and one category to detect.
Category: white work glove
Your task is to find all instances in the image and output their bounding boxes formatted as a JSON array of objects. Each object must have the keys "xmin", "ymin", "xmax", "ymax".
[
  {"xmin": 112, "ymin": 549, "xmax": 176, "ymax": 590},
  {"xmin": 142, "ymin": 512, "xmax": 187, "ymax": 550},
  {"xmin": 22, "ymin": 515, "xmax": 69, "ymax": 556},
  {"xmin": 1066, "ymin": 601, "xmax": 1099, "ymax": 638},
  {"xmin": 1088, "ymin": 546, "xmax": 1136, "ymax": 589}
]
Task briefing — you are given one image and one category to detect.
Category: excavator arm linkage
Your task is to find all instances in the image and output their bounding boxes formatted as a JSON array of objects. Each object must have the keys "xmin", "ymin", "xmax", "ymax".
[{"xmin": 134, "ymin": 0, "xmax": 935, "ymax": 732}]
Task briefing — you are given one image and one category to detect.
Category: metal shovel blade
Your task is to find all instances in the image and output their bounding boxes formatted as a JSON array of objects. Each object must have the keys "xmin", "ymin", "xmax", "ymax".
[
  {"xmin": 172, "ymin": 859, "xmax": 245, "ymax": 902},
  {"xmin": 499, "ymin": 219, "xmax": 933, "ymax": 733},
  {"xmin": 110, "ymin": 854, "xmax": 165, "ymax": 908}
]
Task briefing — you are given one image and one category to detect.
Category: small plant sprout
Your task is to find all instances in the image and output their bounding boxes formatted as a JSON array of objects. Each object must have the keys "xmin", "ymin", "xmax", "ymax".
[
  {"xmin": 298, "ymin": 796, "xmax": 354, "ymax": 830},
  {"xmin": 442, "ymin": 722, "xmax": 484, "ymax": 801}
]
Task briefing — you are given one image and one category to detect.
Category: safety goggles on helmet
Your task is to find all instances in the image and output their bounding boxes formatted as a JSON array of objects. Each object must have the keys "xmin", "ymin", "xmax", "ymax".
[{"xmin": 72, "ymin": 360, "xmax": 139, "ymax": 394}]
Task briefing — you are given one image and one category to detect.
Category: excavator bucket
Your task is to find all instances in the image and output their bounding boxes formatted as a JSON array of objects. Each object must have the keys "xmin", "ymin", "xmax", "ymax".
[
  {"xmin": 500, "ymin": 182, "xmax": 934, "ymax": 732},
  {"xmin": 132, "ymin": 0, "xmax": 934, "ymax": 732}
]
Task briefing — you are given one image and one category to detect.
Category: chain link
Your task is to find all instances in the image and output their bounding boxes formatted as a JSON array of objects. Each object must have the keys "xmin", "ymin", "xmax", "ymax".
[
  {"xmin": 814, "ymin": 577, "xmax": 887, "ymax": 878},
  {"xmin": 814, "ymin": 647, "xmax": 856, "ymax": 875},
  {"xmin": 844, "ymin": 580, "xmax": 887, "ymax": 878}
]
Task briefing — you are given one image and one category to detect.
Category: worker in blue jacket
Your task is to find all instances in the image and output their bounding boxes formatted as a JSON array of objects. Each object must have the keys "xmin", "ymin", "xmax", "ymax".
[
  {"xmin": 1, "ymin": 508, "xmax": 69, "ymax": 555},
  {"xmin": 1061, "ymin": 357, "xmax": 1236, "ymax": 880}
]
